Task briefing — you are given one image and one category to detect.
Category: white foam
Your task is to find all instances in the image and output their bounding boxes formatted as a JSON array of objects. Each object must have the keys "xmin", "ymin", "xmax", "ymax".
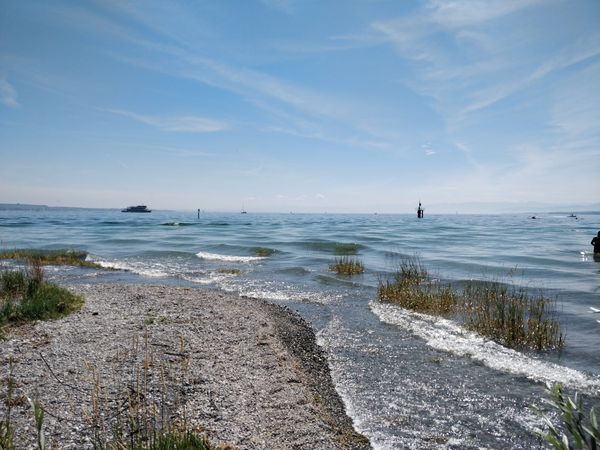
[
  {"xmin": 208, "ymin": 277, "xmax": 340, "ymax": 305},
  {"xmin": 195, "ymin": 251, "xmax": 265, "ymax": 263},
  {"xmin": 182, "ymin": 270, "xmax": 239, "ymax": 285},
  {"xmin": 92, "ymin": 259, "xmax": 169, "ymax": 278},
  {"xmin": 370, "ymin": 301, "xmax": 600, "ymax": 393}
]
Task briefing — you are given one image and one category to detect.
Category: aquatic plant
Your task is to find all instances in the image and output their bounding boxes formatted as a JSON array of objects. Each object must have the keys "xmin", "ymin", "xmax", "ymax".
[
  {"xmin": 216, "ymin": 268, "xmax": 241, "ymax": 275},
  {"xmin": 539, "ymin": 384, "xmax": 599, "ymax": 449},
  {"xmin": 0, "ymin": 249, "xmax": 103, "ymax": 269},
  {"xmin": 329, "ymin": 256, "xmax": 365, "ymax": 275},
  {"xmin": 378, "ymin": 257, "xmax": 564, "ymax": 351},
  {"xmin": 378, "ymin": 257, "xmax": 456, "ymax": 314},
  {"xmin": 463, "ymin": 282, "xmax": 564, "ymax": 351},
  {"xmin": 254, "ymin": 247, "xmax": 275, "ymax": 257}
]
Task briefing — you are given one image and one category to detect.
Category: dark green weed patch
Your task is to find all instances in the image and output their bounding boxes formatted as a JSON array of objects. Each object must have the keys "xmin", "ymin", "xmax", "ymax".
[{"xmin": 0, "ymin": 248, "xmax": 103, "ymax": 268}]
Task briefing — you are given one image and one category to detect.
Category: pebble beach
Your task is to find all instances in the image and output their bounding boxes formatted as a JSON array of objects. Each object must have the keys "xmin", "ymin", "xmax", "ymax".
[{"xmin": 0, "ymin": 283, "xmax": 371, "ymax": 449}]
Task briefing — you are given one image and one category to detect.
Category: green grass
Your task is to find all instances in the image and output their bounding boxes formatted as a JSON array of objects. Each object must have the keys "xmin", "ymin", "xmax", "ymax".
[
  {"xmin": 0, "ymin": 263, "xmax": 83, "ymax": 328},
  {"xmin": 378, "ymin": 257, "xmax": 564, "ymax": 351},
  {"xmin": 149, "ymin": 429, "xmax": 215, "ymax": 449},
  {"xmin": 0, "ymin": 248, "xmax": 103, "ymax": 268},
  {"xmin": 329, "ymin": 256, "xmax": 365, "ymax": 275}
]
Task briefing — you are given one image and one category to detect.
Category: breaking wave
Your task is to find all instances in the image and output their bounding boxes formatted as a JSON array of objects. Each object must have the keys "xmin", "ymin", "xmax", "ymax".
[
  {"xmin": 370, "ymin": 301, "xmax": 600, "ymax": 393},
  {"xmin": 196, "ymin": 251, "xmax": 265, "ymax": 263}
]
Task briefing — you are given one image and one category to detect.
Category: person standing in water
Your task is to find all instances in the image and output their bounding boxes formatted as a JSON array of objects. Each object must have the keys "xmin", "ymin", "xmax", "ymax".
[{"xmin": 592, "ymin": 231, "xmax": 600, "ymax": 254}]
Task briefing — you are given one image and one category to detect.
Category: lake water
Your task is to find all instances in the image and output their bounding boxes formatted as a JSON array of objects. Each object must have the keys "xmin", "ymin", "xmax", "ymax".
[{"xmin": 1, "ymin": 207, "xmax": 599, "ymax": 448}]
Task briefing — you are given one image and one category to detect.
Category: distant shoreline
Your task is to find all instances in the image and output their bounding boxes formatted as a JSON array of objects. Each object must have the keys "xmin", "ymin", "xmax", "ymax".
[{"xmin": 1, "ymin": 203, "xmax": 599, "ymax": 215}]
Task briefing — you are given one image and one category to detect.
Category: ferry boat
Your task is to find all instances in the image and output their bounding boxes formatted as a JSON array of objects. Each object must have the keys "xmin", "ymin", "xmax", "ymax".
[{"xmin": 121, "ymin": 205, "xmax": 152, "ymax": 213}]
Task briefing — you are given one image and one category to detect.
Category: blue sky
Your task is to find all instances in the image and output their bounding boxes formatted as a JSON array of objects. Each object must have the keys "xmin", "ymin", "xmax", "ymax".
[{"xmin": 1, "ymin": 0, "xmax": 599, "ymax": 213}]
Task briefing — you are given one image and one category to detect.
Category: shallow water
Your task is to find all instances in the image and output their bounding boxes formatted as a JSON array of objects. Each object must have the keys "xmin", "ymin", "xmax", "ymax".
[{"xmin": 1, "ymin": 207, "xmax": 599, "ymax": 448}]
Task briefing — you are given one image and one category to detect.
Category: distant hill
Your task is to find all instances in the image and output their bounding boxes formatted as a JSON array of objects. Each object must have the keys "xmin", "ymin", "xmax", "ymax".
[
  {"xmin": 426, "ymin": 201, "xmax": 600, "ymax": 215},
  {"xmin": 0, "ymin": 203, "xmax": 49, "ymax": 210}
]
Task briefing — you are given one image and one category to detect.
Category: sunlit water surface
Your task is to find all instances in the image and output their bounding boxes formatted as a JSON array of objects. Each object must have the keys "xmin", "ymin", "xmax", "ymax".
[{"xmin": 2, "ymin": 208, "xmax": 599, "ymax": 448}]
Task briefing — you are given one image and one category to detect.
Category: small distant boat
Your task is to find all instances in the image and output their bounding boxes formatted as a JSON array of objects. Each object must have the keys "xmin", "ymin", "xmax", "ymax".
[
  {"xmin": 417, "ymin": 201, "xmax": 424, "ymax": 218},
  {"xmin": 568, "ymin": 213, "xmax": 577, "ymax": 218},
  {"xmin": 122, "ymin": 205, "xmax": 151, "ymax": 213}
]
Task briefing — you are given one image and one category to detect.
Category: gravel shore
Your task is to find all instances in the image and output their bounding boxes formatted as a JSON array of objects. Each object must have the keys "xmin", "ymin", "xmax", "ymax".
[{"xmin": 0, "ymin": 283, "xmax": 371, "ymax": 449}]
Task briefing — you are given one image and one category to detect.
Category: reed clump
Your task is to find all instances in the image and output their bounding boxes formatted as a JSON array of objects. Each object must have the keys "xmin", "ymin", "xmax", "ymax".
[
  {"xmin": 0, "ymin": 261, "xmax": 83, "ymax": 328},
  {"xmin": 329, "ymin": 256, "xmax": 365, "ymax": 275},
  {"xmin": 378, "ymin": 257, "xmax": 457, "ymax": 314},
  {"xmin": 462, "ymin": 282, "xmax": 564, "ymax": 351},
  {"xmin": 378, "ymin": 257, "xmax": 564, "ymax": 351},
  {"xmin": 0, "ymin": 248, "xmax": 103, "ymax": 269}
]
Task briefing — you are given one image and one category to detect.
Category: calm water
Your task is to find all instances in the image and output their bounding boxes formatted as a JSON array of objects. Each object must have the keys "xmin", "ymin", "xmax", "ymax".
[{"xmin": 1, "ymin": 207, "xmax": 599, "ymax": 448}]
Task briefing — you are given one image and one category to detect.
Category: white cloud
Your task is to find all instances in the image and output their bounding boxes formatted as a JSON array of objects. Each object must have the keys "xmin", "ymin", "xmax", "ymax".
[
  {"xmin": 108, "ymin": 109, "xmax": 228, "ymax": 133},
  {"xmin": 426, "ymin": 0, "xmax": 542, "ymax": 28},
  {"xmin": 0, "ymin": 78, "xmax": 18, "ymax": 107}
]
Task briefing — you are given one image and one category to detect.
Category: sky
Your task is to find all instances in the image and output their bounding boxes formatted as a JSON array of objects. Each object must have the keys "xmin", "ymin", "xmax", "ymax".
[{"xmin": 1, "ymin": 0, "xmax": 599, "ymax": 213}]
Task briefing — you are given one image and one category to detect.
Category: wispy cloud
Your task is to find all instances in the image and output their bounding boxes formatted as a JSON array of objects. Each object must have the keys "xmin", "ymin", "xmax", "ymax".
[
  {"xmin": 108, "ymin": 109, "xmax": 228, "ymax": 133},
  {"xmin": 368, "ymin": 0, "xmax": 559, "ymax": 117},
  {"xmin": 462, "ymin": 35, "xmax": 600, "ymax": 114},
  {"xmin": 421, "ymin": 143, "xmax": 436, "ymax": 156},
  {"xmin": 56, "ymin": 2, "xmax": 395, "ymax": 149},
  {"xmin": 0, "ymin": 78, "xmax": 19, "ymax": 107},
  {"xmin": 425, "ymin": 0, "xmax": 542, "ymax": 28}
]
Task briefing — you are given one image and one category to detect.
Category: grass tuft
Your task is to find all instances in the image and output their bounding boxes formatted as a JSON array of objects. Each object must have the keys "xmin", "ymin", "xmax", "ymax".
[
  {"xmin": 0, "ymin": 264, "xmax": 83, "ymax": 328},
  {"xmin": 378, "ymin": 257, "xmax": 564, "ymax": 351},
  {"xmin": 329, "ymin": 257, "xmax": 365, "ymax": 276},
  {"xmin": 462, "ymin": 282, "xmax": 564, "ymax": 351},
  {"xmin": 0, "ymin": 248, "xmax": 104, "ymax": 269},
  {"xmin": 378, "ymin": 257, "xmax": 456, "ymax": 314}
]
